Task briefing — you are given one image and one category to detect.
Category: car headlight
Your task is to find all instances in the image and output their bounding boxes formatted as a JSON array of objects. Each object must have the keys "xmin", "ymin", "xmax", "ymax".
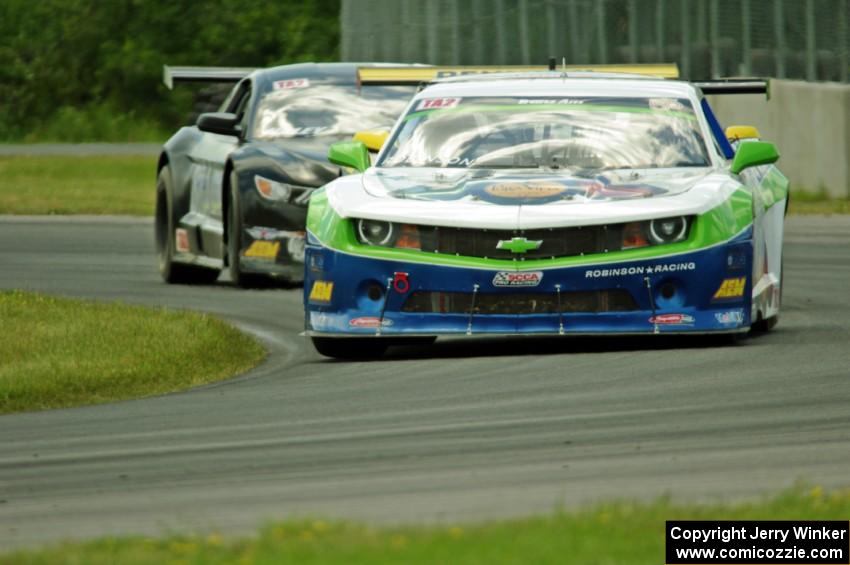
[
  {"xmin": 621, "ymin": 216, "xmax": 691, "ymax": 249},
  {"xmin": 648, "ymin": 216, "xmax": 689, "ymax": 244},
  {"xmin": 354, "ymin": 219, "xmax": 421, "ymax": 250},
  {"xmin": 254, "ymin": 175, "xmax": 293, "ymax": 201}
]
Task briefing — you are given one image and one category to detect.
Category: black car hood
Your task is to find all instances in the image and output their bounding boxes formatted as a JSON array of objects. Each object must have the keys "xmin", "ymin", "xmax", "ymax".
[{"xmin": 237, "ymin": 137, "xmax": 346, "ymax": 187}]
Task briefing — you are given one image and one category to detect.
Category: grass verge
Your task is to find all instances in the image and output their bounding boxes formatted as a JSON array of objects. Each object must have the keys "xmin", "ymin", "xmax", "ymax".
[
  {"xmin": 0, "ymin": 155, "xmax": 154, "ymax": 215},
  {"xmin": 0, "ymin": 486, "xmax": 847, "ymax": 564},
  {"xmin": 0, "ymin": 291, "xmax": 265, "ymax": 413},
  {"xmin": 1, "ymin": 156, "xmax": 848, "ymax": 217},
  {"xmin": 789, "ymin": 190, "xmax": 850, "ymax": 215}
]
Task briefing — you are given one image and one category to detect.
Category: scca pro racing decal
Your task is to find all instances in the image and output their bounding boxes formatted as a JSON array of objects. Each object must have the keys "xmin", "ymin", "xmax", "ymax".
[
  {"xmin": 649, "ymin": 313, "xmax": 694, "ymax": 325},
  {"xmin": 492, "ymin": 271, "xmax": 543, "ymax": 287}
]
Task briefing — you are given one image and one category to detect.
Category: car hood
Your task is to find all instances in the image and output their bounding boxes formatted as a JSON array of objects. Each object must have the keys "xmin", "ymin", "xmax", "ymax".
[
  {"xmin": 326, "ymin": 167, "xmax": 743, "ymax": 230},
  {"xmin": 243, "ymin": 138, "xmax": 345, "ymax": 187}
]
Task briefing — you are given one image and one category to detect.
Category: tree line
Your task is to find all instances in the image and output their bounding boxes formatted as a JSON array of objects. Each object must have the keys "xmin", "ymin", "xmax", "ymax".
[{"xmin": 0, "ymin": 0, "xmax": 340, "ymax": 141}]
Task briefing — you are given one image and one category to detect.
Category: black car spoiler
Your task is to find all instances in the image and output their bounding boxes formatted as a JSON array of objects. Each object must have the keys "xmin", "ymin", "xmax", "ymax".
[
  {"xmin": 693, "ymin": 78, "xmax": 769, "ymax": 97},
  {"xmin": 162, "ymin": 65, "xmax": 255, "ymax": 90}
]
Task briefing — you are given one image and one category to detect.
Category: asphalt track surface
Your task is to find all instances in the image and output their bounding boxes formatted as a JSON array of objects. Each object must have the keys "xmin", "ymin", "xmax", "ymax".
[{"xmin": 0, "ymin": 215, "xmax": 849, "ymax": 548}]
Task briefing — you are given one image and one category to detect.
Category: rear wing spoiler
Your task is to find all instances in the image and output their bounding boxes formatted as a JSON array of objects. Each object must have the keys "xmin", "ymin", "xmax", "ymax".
[
  {"xmin": 357, "ymin": 63, "xmax": 680, "ymax": 86},
  {"xmin": 693, "ymin": 79, "xmax": 769, "ymax": 98},
  {"xmin": 162, "ymin": 65, "xmax": 255, "ymax": 90},
  {"xmin": 359, "ymin": 66, "xmax": 769, "ymax": 99}
]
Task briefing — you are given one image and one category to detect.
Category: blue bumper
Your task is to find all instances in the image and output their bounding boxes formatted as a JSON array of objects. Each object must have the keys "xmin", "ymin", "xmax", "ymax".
[{"xmin": 304, "ymin": 235, "xmax": 753, "ymax": 336}]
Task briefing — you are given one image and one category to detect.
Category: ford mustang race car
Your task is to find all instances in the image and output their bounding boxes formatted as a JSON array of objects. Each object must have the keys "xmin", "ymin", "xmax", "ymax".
[
  {"xmin": 304, "ymin": 71, "xmax": 786, "ymax": 358},
  {"xmin": 154, "ymin": 63, "xmax": 420, "ymax": 286}
]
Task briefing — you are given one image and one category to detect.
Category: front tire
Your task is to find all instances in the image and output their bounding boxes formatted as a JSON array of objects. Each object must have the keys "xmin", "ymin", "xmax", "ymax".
[
  {"xmin": 155, "ymin": 165, "xmax": 220, "ymax": 285},
  {"xmin": 311, "ymin": 337, "xmax": 388, "ymax": 359},
  {"xmin": 226, "ymin": 172, "xmax": 267, "ymax": 288}
]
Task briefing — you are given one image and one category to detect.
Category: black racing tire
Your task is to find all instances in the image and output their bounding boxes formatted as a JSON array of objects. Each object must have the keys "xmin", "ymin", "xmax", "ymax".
[
  {"xmin": 311, "ymin": 337, "xmax": 389, "ymax": 359},
  {"xmin": 226, "ymin": 171, "xmax": 267, "ymax": 288},
  {"xmin": 155, "ymin": 165, "xmax": 220, "ymax": 285}
]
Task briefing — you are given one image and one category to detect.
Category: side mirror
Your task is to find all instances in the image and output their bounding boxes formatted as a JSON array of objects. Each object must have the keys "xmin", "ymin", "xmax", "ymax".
[
  {"xmin": 353, "ymin": 130, "xmax": 389, "ymax": 152},
  {"xmin": 725, "ymin": 125, "xmax": 761, "ymax": 142},
  {"xmin": 730, "ymin": 141, "xmax": 779, "ymax": 174},
  {"xmin": 328, "ymin": 140, "xmax": 370, "ymax": 173},
  {"xmin": 197, "ymin": 112, "xmax": 240, "ymax": 137}
]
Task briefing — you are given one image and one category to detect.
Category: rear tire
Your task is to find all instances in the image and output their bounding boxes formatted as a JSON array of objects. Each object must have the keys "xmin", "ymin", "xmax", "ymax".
[
  {"xmin": 155, "ymin": 166, "xmax": 220, "ymax": 285},
  {"xmin": 226, "ymin": 172, "xmax": 267, "ymax": 288},
  {"xmin": 311, "ymin": 337, "xmax": 388, "ymax": 359}
]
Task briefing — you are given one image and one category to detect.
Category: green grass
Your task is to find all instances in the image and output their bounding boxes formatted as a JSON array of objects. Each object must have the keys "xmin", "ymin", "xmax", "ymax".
[
  {"xmin": 0, "ymin": 155, "xmax": 155, "ymax": 215},
  {"xmin": 789, "ymin": 190, "xmax": 850, "ymax": 215},
  {"xmin": 0, "ymin": 291, "xmax": 265, "ymax": 413},
  {"xmin": 1, "ymin": 156, "xmax": 848, "ymax": 217},
  {"xmin": 1, "ymin": 486, "xmax": 847, "ymax": 564}
]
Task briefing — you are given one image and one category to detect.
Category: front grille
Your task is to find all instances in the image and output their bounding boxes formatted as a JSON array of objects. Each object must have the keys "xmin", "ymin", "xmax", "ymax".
[
  {"xmin": 402, "ymin": 290, "xmax": 638, "ymax": 315},
  {"xmin": 415, "ymin": 225, "xmax": 626, "ymax": 260}
]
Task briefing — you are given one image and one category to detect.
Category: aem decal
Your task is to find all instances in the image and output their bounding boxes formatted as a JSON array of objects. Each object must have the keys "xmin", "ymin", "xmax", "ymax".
[
  {"xmin": 492, "ymin": 271, "xmax": 543, "ymax": 287},
  {"xmin": 309, "ymin": 281, "xmax": 334, "ymax": 303},
  {"xmin": 713, "ymin": 277, "xmax": 747, "ymax": 299},
  {"xmin": 244, "ymin": 240, "xmax": 280, "ymax": 260}
]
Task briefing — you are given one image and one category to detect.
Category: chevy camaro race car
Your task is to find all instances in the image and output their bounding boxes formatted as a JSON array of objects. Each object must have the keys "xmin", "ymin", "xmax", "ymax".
[
  {"xmin": 154, "ymin": 63, "xmax": 419, "ymax": 286},
  {"xmin": 303, "ymin": 70, "xmax": 787, "ymax": 358}
]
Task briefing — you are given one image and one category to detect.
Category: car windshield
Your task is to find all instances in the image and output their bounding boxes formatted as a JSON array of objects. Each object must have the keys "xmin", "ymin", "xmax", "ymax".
[
  {"xmin": 253, "ymin": 83, "xmax": 415, "ymax": 139},
  {"xmin": 379, "ymin": 95, "xmax": 711, "ymax": 170}
]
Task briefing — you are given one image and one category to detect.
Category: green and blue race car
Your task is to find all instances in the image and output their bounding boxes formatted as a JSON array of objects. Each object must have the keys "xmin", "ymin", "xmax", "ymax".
[{"xmin": 303, "ymin": 71, "xmax": 787, "ymax": 358}]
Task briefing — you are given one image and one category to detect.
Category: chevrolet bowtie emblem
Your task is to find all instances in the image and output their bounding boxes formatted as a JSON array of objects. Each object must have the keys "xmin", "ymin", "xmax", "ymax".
[{"xmin": 496, "ymin": 237, "xmax": 543, "ymax": 254}]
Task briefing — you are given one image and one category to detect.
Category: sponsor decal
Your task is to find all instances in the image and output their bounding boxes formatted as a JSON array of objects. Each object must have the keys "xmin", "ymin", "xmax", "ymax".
[
  {"xmin": 309, "ymin": 253, "xmax": 324, "ymax": 272},
  {"xmin": 585, "ymin": 262, "xmax": 697, "ymax": 279},
  {"xmin": 175, "ymin": 228, "xmax": 190, "ymax": 253},
  {"xmin": 273, "ymin": 78, "xmax": 309, "ymax": 90},
  {"xmin": 309, "ymin": 281, "xmax": 334, "ymax": 303},
  {"xmin": 349, "ymin": 317, "xmax": 393, "ymax": 328},
  {"xmin": 492, "ymin": 271, "xmax": 544, "ymax": 287},
  {"xmin": 713, "ymin": 277, "xmax": 747, "ymax": 299},
  {"xmin": 648, "ymin": 98, "xmax": 689, "ymax": 112},
  {"xmin": 484, "ymin": 181, "xmax": 567, "ymax": 199},
  {"xmin": 649, "ymin": 313, "xmax": 695, "ymax": 325},
  {"xmin": 243, "ymin": 240, "xmax": 280, "ymax": 260},
  {"xmin": 416, "ymin": 97, "xmax": 461, "ymax": 110},
  {"xmin": 247, "ymin": 226, "xmax": 286, "ymax": 241},
  {"xmin": 518, "ymin": 98, "xmax": 584, "ymax": 105},
  {"xmin": 392, "ymin": 272, "xmax": 410, "ymax": 293},
  {"xmin": 287, "ymin": 235, "xmax": 306, "ymax": 263},
  {"xmin": 715, "ymin": 309, "xmax": 745, "ymax": 325}
]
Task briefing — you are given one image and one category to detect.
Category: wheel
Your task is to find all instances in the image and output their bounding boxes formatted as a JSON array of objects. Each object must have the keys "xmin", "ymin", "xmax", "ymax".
[
  {"xmin": 226, "ymin": 172, "xmax": 267, "ymax": 288},
  {"xmin": 311, "ymin": 337, "xmax": 388, "ymax": 359},
  {"xmin": 155, "ymin": 165, "xmax": 220, "ymax": 285}
]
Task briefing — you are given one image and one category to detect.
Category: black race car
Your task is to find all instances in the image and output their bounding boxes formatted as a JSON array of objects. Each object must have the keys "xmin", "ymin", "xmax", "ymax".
[{"xmin": 155, "ymin": 63, "xmax": 419, "ymax": 286}]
